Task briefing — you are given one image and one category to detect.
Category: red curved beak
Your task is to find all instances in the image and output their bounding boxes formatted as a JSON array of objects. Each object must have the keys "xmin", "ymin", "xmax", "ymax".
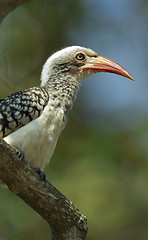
[{"xmin": 80, "ymin": 55, "xmax": 134, "ymax": 81}]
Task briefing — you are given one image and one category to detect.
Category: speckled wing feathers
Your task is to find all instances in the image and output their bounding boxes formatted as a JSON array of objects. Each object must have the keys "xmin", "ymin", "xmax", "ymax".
[{"xmin": 0, "ymin": 87, "xmax": 49, "ymax": 137}]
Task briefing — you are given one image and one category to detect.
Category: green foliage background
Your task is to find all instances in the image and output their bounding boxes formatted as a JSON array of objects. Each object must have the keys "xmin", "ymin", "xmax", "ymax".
[{"xmin": 0, "ymin": 0, "xmax": 148, "ymax": 240}]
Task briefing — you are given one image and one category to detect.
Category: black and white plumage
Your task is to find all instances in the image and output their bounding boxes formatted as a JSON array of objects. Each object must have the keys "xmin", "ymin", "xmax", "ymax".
[
  {"xmin": 0, "ymin": 87, "xmax": 49, "ymax": 137},
  {"xmin": 0, "ymin": 46, "xmax": 134, "ymax": 171}
]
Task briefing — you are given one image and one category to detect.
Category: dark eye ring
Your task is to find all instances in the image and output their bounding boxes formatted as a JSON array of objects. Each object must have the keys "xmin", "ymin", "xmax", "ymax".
[{"xmin": 75, "ymin": 52, "xmax": 86, "ymax": 61}]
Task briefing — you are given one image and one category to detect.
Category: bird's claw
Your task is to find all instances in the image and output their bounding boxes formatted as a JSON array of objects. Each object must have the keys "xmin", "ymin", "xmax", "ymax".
[
  {"xmin": 34, "ymin": 168, "xmax": 46, "ymax": 181},
  {"xmin": 16, "ymin": 149, "xmax": 24, "ymax": 160}
]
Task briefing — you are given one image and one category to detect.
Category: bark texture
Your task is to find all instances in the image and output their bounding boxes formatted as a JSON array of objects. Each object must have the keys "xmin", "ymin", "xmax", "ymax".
[{"xmin": 0, "ymin": 139, "xmax": 88, "ymax": 239}]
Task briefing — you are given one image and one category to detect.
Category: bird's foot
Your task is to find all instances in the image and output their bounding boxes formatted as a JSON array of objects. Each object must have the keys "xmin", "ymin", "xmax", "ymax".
[
  {"xmin": 34, "ymin": 168, "xmax": 46, "ymax": 181},
  {"xmin": 16, "ymin": 148, "xmax": 24, "ymax": 160}
]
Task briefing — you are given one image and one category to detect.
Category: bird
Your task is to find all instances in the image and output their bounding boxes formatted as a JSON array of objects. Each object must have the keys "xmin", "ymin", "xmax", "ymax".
[{"xmin": 0, "ymin": 46, "xmax": 134, "ymax": 172}]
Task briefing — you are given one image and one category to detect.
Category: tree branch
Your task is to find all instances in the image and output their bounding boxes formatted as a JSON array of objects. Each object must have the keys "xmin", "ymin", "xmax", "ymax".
[
  {"xmin": 0, "ymin": 139, "xmax": 88, "ymax": 239},
  {"xmin": 0, "ymin": 0, "xmax": 30, "ymax": 23}
]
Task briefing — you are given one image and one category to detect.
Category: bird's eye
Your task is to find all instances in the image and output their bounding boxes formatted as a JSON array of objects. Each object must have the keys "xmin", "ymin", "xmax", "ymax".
[{"xmin": 75, "ymin": 52, "xmax": 86, "ymax": 61}]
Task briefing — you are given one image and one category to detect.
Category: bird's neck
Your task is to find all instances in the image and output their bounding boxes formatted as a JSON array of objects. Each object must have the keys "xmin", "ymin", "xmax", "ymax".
[{"xmin": 42, "ymin": 73, "xmax": 80, "ymax": 112}]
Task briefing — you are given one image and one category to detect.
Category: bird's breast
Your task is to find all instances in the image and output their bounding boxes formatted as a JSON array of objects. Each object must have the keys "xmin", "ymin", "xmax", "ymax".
[
  {"xmin": 41, "ymin": 101, "xmax": 67, "ymax": 127},
  {"xmin": 4, "ymin": 104, "xmax": 67, "ymax": 170}
]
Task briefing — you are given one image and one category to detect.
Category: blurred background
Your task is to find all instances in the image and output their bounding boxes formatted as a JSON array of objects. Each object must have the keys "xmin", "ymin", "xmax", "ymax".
[{"xmin": 0, "ymin": 0, "xmax": 148, "ymax": 239}]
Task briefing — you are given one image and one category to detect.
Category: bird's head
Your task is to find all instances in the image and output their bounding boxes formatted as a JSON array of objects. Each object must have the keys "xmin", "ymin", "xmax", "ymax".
[{"xmin": 41, "ymin": 46, "xmax": 134, "ymax": 87}]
